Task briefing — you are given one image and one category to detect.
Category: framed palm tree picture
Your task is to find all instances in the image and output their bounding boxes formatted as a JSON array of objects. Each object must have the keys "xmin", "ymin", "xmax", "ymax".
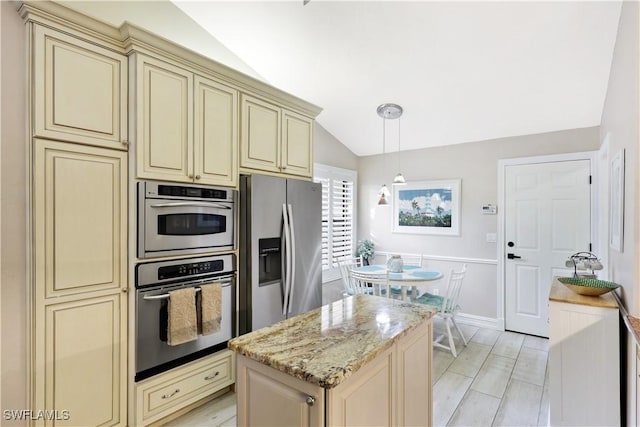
[{"xmin": 392, "ymin": 179, "xmax": 461, "ymax": 235}]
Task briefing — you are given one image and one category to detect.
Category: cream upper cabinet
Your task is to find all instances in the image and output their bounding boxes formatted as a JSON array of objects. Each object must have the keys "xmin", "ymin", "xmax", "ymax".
[
  {"xmin": 241, "ymin": 95, "xmax": 314, "ymax": 178},
  {"xmin": 194, "ymin": 75, "xmax": 238, "ymax": 187},
  {"xmin": 33, "ymin": 24, "xmax": 128, "ymax": 150},
  {"xmin": 134, "ymin": 54, "xmax": 238, "ymax": 187},
  {"xmin": 32, "ymin": 139, "xmax": 127, "ymax": 427}
]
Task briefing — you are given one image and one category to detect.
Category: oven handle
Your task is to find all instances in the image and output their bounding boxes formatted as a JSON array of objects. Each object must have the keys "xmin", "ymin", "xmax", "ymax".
[
  {"xmin": 142, "ymin": 277, "xmax": 234, "ymax": 300},
  {"xmin": 150, "ymin": 202, "xmax": 232, "ymax": 210}
]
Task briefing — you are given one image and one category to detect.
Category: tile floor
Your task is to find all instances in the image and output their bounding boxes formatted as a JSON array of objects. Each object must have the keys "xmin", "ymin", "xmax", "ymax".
[{"xmin": 165, "ymin": 318, "xmax": 550, "ymax": 427}]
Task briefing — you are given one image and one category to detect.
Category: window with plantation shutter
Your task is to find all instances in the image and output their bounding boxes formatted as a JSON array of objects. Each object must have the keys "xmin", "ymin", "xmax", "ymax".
[{"xmin": 314, "ymin": 164, "xmax": 357, "ymax": 282}]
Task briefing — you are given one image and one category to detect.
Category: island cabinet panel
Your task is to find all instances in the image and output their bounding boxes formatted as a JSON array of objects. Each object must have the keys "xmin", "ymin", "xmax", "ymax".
[
  {"xmin": 33, "ymin": 24, "xmax": 128, "ymax": 150},
  {"xmin": 236, "ymin": 355, "xmax": 324, "ymax": 427},
  {"xmin": 240, "ymin": 95, "xmax": 314, "ymax": 178},
  {"xmin": 396, "ymin": 321, "xmax": 433, "ymax": 426},
  {"xmin": 549, "ymin": 280, "xmax": 619, "ymax": 427},
  {"xmin": 326, "ymin": 346, "xmax": 395, "ymax": 426},
  {"xmin": 133, "ymin": 53, "xmax": 239, "ymax": 187}
]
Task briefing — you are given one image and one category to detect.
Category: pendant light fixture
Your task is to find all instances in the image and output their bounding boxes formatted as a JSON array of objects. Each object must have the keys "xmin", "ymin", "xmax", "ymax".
[
  {"xmin": 392, "ymin": 106, "xmax": 406, "ymax": 185},
  {"xmin": 376, "ymin": 103, "xmax": 403, "ymax": 205}
]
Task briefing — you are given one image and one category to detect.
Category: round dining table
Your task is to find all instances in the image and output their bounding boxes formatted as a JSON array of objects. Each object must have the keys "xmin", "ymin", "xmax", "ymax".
[{"xmin": 351, "ymin": 264, "xmax": 443, "ymax": 301}]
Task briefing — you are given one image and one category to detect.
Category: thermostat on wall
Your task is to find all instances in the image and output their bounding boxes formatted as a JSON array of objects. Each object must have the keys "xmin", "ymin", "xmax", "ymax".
[{"xmin": 482, "ymin": 204, "xmax": 497, "ymax": 215}]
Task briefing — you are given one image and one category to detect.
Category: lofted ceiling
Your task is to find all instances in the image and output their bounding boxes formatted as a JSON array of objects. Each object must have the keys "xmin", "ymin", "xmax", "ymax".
[{"xmin": 58, "ymin": 1, "xmax": 623, "ymax": 157}]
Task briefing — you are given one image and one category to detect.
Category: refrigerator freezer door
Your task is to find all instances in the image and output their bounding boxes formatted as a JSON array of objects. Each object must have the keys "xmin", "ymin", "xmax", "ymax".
[
  {"xmin": 286, "ymin": 179, "xmax": 322, "ymax": 317},
  {"xmin": 240, "ymin": 175, "xmax": 287, "ymax": 332}
]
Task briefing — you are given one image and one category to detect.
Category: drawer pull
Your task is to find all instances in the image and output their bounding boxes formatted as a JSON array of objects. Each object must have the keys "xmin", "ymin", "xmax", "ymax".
[
  {"xmin": 161, "ymin": 389, "xmax": 180, "ymax": 399},
  {"xmin": 204, "ymin": 371, "xmax": 220, "ymax": 381}
]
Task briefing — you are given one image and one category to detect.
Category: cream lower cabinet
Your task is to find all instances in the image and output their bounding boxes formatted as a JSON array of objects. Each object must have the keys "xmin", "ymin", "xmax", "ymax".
[
  {"xmin": 134, "ymin": 350, "xmax": 235, "ymax": 426},
  {"xmin": 133, "ymin": 53, "xmax": 238, "ymax": 187},
  {"xmin": 240, "ymin": 95, "xmax": 313, "ymax": 178},
  {"xmin": 236, "ymin": 321, "xmax": 432, "ymax": 427},
  {"xmin": 32, "ymin": 23, "xmax": 128, "ymax": 150},
  {"xmin": 549, "ymin": 293, "xmax": 619, "ymax": 426},
  {"xmin": 32, "ymin": 139, "xmax": 127, "ymax": 426}
]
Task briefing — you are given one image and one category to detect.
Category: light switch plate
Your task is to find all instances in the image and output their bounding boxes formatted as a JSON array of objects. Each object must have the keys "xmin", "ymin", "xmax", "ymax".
[{"xmin": 486, "ymin": 233, "xmax": 497, "ymax": 243}]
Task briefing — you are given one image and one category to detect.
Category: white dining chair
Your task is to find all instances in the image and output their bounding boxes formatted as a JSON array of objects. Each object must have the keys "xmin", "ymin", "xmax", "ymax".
[
  {"xmin": 336, "ymin": 256, "xmax": 363, "ymax": 297},
  {"xmin": 349, "ymin": 269, "xmax": 390, "ymax": 297},
  {"xmin": 385, "ymin": 253, "xmax": 423, "ymax": 298},
  {"xmin": 413, "ymin": 264, "xmax": 468, "ymax": 357}
]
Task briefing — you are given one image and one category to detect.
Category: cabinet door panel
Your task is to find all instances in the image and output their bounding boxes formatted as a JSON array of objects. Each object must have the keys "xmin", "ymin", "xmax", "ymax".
[
  {"xmin": 34, "ymin": 139, "xmax": 127, "ymax": 299},
  {"xmin": 136, "ymin": 55, "xmax": 193, "ymax": 182},
  {"xmin": 194, "ymin": 76, "xmax": 238, "ymax": 187},
  {"xmin": 237, "ymin": 355, "xmax": 323, "ymax": 427},
  {"xmin": 282, "ymin": 110, "xmax": 313, "ymax": 177},
  {"xmin": 241, "ymin": 96, "xmax": 281, "ymax": 173},
  {"xmin": 327, "ymin": 346, "xmax": 395, "ymax": 426},
  {"xmin": 396, "ymin": 321, "xmax": 432, "ymax": 426},
  {"xmin": 39, "ymin": 293, "xmax": 126, "ymax": 427},
  {"xmin": 33, "ymin": 25, "xmax": 127, "ymax": 149}
]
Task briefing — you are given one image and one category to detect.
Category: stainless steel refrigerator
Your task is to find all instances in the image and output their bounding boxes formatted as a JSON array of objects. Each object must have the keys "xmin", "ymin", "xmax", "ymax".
[{"xmin": 239, "ymin": 174, "xmax": 322, "ymax": 334}]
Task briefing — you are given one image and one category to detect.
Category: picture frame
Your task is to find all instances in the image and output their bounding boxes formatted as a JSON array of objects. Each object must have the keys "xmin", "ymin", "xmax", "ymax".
[
  {"xmin": 392, "ymin": 179, "xmax": 461, "ymax": 235},
  {"xmin": 610, "ymin": 149, "xmax": 625, "ymax": 252}
]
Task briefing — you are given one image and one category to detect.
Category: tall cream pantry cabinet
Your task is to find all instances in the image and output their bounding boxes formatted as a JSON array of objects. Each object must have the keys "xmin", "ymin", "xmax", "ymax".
[{"xmin": 22, "ymin": 3, "xmax": 129, "ymax": 426}]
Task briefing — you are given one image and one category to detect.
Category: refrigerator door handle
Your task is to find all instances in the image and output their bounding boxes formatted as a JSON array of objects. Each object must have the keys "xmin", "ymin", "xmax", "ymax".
[
  {"xmin": 282, "ymin": 204, "xmax": 292, "ymax": 316},
  {"xmin": 287, "ymin": 204, "xmax": 296, "ymax": 314}
]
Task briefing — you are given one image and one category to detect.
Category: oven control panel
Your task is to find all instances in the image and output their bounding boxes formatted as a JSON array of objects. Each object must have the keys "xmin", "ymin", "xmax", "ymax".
[
  {"xmin": 136, "ymin": 254, "xmax": 235, "ymax": 288},
  {"xmin": 158, "ymin": 260, "xmax": 224, "ymax": 280}
]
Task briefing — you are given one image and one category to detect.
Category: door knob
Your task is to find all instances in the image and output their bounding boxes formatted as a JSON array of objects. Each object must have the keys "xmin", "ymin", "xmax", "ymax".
[{"xmin": 507, "ymin": 253, "xmax": 521, "ymax": 259}]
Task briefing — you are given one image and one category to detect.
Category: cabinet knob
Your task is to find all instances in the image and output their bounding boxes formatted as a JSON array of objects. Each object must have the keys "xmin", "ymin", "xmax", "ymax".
[
  {"xmin": 121, "ymin": 140, "xmax": 129, "ymax": 146},
  {"xmin": 281, "ymin": 166, "xmax": 287, "ymax": 170},
  {"xmin": 195, "ymin": 175, "xmax": 201, "ymax": 180},
  {"xmin": 305, "ymin": 396, "xmax": 315, "ymax": 406},
  {"xmin": 122, "ymin": 288, "xmax": 128, "ymax": 293},
  {"xmin": 188, "ymin": 174, "xmax": 194, "ymax": 179}
]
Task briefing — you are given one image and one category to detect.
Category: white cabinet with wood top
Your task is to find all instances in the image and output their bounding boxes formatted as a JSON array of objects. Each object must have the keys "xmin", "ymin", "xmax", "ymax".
[
  {"xmin": 133, "ymin": 53, "xmax": 238, "ymax": 187},
  {"xmin": 32, "ymin": 138, "xmax": 128, "ymax": 427},
  {"xmin": 241, "ymin": 94, "xmax": 313, "ymax": 178},
  {"xmin": 549, "ymin": 278, "xmax": 620, "ymax": 426},
  {"xmin": 32, "ymin": 24, "xmax": 128, "ymax": 150}
]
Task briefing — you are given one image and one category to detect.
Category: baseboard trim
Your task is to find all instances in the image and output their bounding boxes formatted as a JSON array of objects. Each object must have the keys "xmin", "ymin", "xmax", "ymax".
[{"xmin": 456, "ymin": 313, "xmax": 504, "ymax": 330}]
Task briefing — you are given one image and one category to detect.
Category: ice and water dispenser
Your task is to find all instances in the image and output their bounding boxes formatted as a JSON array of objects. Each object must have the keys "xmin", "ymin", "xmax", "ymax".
[{"xmin": 258, "ymin": 238, "xmax": 281, "ymax": 285}]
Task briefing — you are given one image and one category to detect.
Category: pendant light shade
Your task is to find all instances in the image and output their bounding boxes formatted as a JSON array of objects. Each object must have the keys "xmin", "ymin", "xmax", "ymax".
[
  {"xmin": 378, "ymin": 184, "xmax": 390, "ymax": 205},
  {"xmin": 393, "ymin": 172, "xmax": 406, "ymax": 185}
]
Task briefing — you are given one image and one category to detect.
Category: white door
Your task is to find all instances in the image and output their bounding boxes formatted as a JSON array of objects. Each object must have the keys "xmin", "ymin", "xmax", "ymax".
[{"xmin": 505, "ymin": 160, "xmax": 591, "ymax": 337}]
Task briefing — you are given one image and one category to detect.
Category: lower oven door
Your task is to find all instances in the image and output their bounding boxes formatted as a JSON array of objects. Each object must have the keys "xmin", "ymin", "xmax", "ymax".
[{"xmin": 135, "ymin": 276, "xmax": 234, "ymax": 380}]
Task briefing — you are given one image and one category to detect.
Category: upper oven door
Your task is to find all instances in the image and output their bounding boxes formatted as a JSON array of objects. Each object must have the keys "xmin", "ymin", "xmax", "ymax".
[{"xmin": 142, "ymin": 199, "xmax": 234, "ymax": 257}]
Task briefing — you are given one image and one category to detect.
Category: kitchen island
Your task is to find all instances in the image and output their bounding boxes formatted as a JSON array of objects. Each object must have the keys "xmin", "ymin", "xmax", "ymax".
[{"xmin": 228, "ymin": 294, "xmax": 437, "ymax": 426}]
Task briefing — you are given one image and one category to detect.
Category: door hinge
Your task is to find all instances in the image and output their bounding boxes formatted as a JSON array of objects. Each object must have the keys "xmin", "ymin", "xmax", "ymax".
[{"xmin": 589, "ymin": 175, "xmax": 592, "ymax": 184}]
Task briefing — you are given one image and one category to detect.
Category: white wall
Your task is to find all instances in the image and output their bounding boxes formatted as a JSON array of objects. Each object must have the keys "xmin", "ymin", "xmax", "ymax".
[
  {"xmin": 358, "ymin": 127, "xmax": 601, "ymax": 323},
  {"xmin": 599, "ymin": 2, "xmax": 639, "ymax": 425},
  {"xmin": 314, "ymin": 123, "xmax": 359, "ymax": 171},
  {"xmin": 1, "ymin": 0, "xmax": 28, "ymax": 420}
]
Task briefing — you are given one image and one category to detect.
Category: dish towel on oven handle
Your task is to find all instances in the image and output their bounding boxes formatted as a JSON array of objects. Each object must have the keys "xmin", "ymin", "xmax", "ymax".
[
  {"xmin": 167, "ymin": 287, "xmax": 198, "ymax": 346},
  {"xmin": 198, "ymin": 282, "xmax": 222, "ymax": 335}
]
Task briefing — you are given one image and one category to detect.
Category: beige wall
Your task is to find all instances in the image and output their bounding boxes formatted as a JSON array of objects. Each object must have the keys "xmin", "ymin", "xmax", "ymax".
[
  {"xmin": 358, "ymin": 127, "xmax": 600, "ymax": 320},
  {"xmin": 1, "ymin": 0, "xmax": 28, "ymax": 420},
  {"xmin": 313, "ymin": 123, "xmax": 359, "ymax": 171},
  {"xmin": 601, "ymin": 0, "xmax": 639, "ymax": 314},
  {"xmin": 600, "ymin": 2, "xmax": 639, "ymax": 425}
]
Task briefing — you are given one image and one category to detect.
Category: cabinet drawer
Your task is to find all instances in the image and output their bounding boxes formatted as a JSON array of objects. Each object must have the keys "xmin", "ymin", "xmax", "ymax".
[{"xmin": 136, "ymin": 350, "xmax": 234, "ymax": 425}]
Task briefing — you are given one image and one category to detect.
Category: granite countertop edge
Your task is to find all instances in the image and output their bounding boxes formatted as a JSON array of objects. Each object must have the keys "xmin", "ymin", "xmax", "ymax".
[{"xmin": 228, "ymin": 295, "xmax": 436, "ymax": 389}]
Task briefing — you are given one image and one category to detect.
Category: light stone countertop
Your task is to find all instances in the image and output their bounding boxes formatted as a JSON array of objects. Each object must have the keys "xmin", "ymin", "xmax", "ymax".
[{"xmin": 228, "ymin": 294, "xmax": 436, "ymax": 389}]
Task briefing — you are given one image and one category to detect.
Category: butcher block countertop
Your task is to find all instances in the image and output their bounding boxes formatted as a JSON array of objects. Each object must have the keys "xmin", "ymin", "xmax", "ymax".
[
  {"xmin": 228, "ymin": 294, "xmax": 436, "ymax": 389},
  {"xmin": 549, "ymin": 277, "xmax": 618, "ymax": 309}
]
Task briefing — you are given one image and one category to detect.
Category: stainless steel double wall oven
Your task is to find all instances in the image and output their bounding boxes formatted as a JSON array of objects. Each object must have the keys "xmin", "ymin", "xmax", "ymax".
[{"xmin": 135, "ymin": 181, "xmax": 237, "ymax": 381}]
